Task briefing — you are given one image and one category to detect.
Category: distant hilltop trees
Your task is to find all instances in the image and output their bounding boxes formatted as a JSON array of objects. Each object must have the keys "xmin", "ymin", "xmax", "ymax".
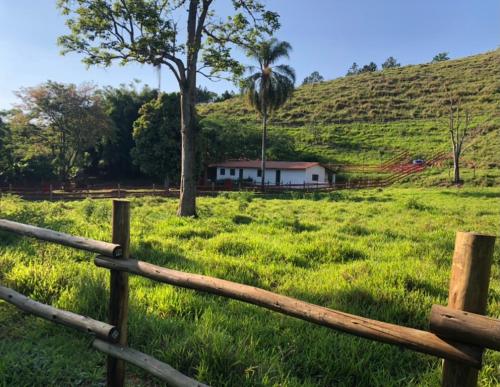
[
  {"xmin": 302, "ymin": 71, "xmax": 325, "ymax": 85},
  {"xmin": 346, "ymin": 61, "xmax": 381, "ymax": 75},
  {"xmin": 347, "ymin": 52, "xmax": 450, "ymax": 76},
  {"xmin": 347, "ymin": 57, "xmax": 400, "ymax": 76},
  {"xmin": 432, "ymin": 52, "xmax": 450, "ymax": 63}
]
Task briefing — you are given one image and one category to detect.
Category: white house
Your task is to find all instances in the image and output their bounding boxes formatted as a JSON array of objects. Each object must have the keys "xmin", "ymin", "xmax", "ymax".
[{"xmin": 209, "ymin": 160, "xmax": 332, "ymax": 186}]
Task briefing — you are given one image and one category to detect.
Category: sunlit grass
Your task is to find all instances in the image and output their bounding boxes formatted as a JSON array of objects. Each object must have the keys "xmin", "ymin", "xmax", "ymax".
[{"xmin": 0, "ymin": 188, "xmax": 499, "ymax": 386}]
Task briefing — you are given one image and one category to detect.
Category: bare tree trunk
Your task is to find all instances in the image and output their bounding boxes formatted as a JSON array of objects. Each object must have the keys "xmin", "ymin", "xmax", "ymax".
[
  {"xmin": 453, "ymin": 151, "xmax": 460, "ymax": 184},
  {"xmin": 177, "ymin": 88, "xmax": 197, "ymax": 216},
  {"xmin": 260, "ymin": 112, "xmax": 267, "ymax": 191}
]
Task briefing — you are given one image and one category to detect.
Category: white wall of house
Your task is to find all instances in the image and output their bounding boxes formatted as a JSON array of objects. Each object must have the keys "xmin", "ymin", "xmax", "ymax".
[
  {"xmin": 216, "ymin": 166, "xmax": 327, "ymax": 185},
  {"xmin": 305, "ymin": 165, "xmax": 327, "ymax": 183}
]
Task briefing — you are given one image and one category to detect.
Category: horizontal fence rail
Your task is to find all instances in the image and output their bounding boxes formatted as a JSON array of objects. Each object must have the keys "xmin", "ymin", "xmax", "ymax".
[
  {"xmin": 94, "ymin": 255, "xmax": 482, "ymax": 367},
  {"xmin": 0, "ymin": 219, "xmax": 122, "ymax": 258},
  {"xmin": 0, "ymin": 150, "xmax": 453, "ymax": 201},
  {"xmin": 93, "ymin": 339, "xmax": 208, "ymax": 387},
  {"xmin": 430, "ymin": 305, "xmax": 500, "ymax": 351},
  {"xmin": 0, "ymin": 285, "xmax": 119, "ymax": 342}
]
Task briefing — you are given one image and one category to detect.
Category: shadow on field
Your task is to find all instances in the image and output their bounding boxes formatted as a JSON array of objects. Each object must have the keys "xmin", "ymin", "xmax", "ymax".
[
  {"xmin": 134, "ymin": 239, "xmax": 205, "ymax": 273},
  {"xmin": 402, "ymin": 276, "xmax": 448, "ymax": 300},
  {"xmin": 252, "ymin": 192, "xmax": 394, "ymax": 203},
  {"xmin": 332, "ymin": 287, "xmax": 430, "ymax": 328},
  {"xmin": 440, "ymin": 190, "xmax": 500, "ymax": 199}
]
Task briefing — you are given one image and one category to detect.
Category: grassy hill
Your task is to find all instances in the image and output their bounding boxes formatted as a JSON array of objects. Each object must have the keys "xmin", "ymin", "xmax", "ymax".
[{"xmin": 199, "ymin": 50, "xmax": 500, "ymax": 168}]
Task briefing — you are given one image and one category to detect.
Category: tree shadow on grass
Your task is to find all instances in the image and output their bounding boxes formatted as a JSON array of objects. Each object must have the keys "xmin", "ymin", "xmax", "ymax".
[
  {"xmin": 133, "ymin": 239, "xmax": 205, "ymax": 272},
  {"xmin": 255, "ymin": 191, "xmax": 394, "ymax": 203},
  {"xmin": 125, "ymin": 280, "xmax": 439, "ymax": 386},
  {"xmin": 440, "ymin": 190, "xmax": 500, "ymax": 199}
]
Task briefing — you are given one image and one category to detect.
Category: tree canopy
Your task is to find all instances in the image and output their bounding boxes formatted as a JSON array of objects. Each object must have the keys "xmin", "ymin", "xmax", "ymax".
[
  {"xmin": 432, "ymin": 52, "xmax": 450, "ymax": 63},
  {"xmin": 382, "ymin": 56, "xmax": 400, "ymax": 69},
  {"xmin": 57, "ymin": 0, "xmax": 281, "ymax": 216},
  {"xmin": 131, "ymin": 93, "xmax": 181, "ymax": 183},
  {"xmin": 13, "ymin": 81, "xmax": 112, "ymax": 182},
  {"xmin": 93, "ymin": 83, "xmax": 158, "ymax": 178},
  {"xmin": 302, "ymin": 71, "xmax": 324, "ymax": 85},
  {"xmin": 359, "ymin": 62, "xmax": 378, "ymax": 73},
  {"xmin": 346, "ymin": 62, "xmax": 360, "ymax": 76},
  {"xmin": 241, "ymin": 39, "xmax": 296, "ymax": 116}
]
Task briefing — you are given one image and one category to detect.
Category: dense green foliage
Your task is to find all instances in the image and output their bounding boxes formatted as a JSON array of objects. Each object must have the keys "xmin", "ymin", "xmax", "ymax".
[
  {"xmin": 382, "ymin": 56, "xmax": 400, "ymax": 69},
  {"xmin": 131, "ymin": 93, "xmax": 181, "ymax": 183},
  {"xmin": 302, "ymin": 71, "xmax": 324, "ymax": 85},
  {"xmin": 432, "ymin": 52, "xmax": 450, "ymax": 63},
  {"xmin": 199, "ymin": 50, "xmax": 500, "ymax": 167},
  {"xmin": 94, "ymin": 84, "xmax": 158, "ymax": 178},
  {"xmin": 1, "ymin": 188, "xmax": 499, "ymax": 385},
  {"xmin": 13, "ymin": 81, "xmax": 113, "ymax": 182}
]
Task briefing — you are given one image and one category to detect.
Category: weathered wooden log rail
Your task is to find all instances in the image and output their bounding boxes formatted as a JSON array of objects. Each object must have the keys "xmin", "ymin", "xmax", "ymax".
[
  {"xmin": 0, "ymin": 285, "xmax": 119, "ymax": 342},
  {"xmin": 0, "ymin": 219, "xmax": 122, "ymax": 258},
  {"xmin": 94, "ymin": 255, "xmax": 482, "ymax": 367},
  {"xmin": 0, "ymin": 199, "xmax": 498, "ymax": 387}
]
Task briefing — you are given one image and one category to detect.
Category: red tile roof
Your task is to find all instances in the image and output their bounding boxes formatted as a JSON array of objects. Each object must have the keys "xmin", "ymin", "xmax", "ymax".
[{"xmin": 209, "ymin": 160, "xmax": 321, "ymax": 170}]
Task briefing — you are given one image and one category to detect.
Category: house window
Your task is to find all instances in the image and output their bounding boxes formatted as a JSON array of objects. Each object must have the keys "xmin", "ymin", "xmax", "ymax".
[
  {"xmin": 312, "ymin": 174, "xmax": 319, "ymax": 181},
  {"xmin": 257, "ymin": 169, "xmax": 262, "ymax": 177},
  {"xmin": 220, "ymin": 168, "xmax": 225, "ymax": 176},
  {"xmin": 230, "ymin": 168, "xmax": 235, "ymax": 176}
]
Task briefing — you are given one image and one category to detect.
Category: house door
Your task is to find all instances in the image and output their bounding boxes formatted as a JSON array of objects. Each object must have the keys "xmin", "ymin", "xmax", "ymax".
[
  {"xmin": 275, "ymin": 170, "xmax": 281, "ymax": 185},
  {"xmin": 239, "ymin": 169, "xmax": 243, "ymax": 180}
]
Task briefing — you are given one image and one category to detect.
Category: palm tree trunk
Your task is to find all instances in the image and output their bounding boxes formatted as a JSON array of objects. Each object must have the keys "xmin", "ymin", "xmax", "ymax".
[{"xmin": 260, "ymin": 111, "xmax": 267, "ymax": 191}]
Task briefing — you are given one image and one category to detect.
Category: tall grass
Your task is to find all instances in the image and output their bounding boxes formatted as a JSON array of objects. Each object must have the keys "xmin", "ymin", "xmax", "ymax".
[{"xmin": 0, "ymin": 188, "xmax": 499, "ymax": 386}]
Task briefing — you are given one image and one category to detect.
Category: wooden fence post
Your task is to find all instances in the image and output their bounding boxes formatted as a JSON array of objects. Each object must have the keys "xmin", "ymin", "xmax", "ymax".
[
  {"xmin": 107, "ymin": 200, "xmax": 130, "ymax": 387},
  {"xmin": 442, "ymin": 231, "xmax": 496, "ymax": 387}
]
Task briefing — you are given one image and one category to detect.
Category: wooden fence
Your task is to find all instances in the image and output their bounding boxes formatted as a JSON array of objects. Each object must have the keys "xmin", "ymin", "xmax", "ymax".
[
  {"xmin": 0, "ymin": 200, "xmax": 499, "ymax": 386},
  {"xmin": 0, "ymin": 150, "xmax": 451, "ymax": 201}
]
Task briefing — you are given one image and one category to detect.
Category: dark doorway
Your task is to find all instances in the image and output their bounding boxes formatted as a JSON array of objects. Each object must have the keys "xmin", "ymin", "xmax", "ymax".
[
  {"xmin": 239, "ymin": 169, "xmax": 243, "ymax": 180},
  {"xmin": 275, "ymin": 170, "xmax": 281, "ymax": 185}
]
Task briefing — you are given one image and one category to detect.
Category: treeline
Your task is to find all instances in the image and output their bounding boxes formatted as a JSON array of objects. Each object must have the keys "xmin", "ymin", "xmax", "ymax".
[
  {"xmin": 346, "ymin": 52, "xmax": 450, "ymax": 76},
  {"xmin": 0, "ymin": 81, "xmax": 299, "ymax": 185}
]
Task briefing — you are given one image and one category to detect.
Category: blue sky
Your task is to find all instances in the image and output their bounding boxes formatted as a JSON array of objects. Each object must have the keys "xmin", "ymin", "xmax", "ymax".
[{"xmin": 0, "ymin": 0, "xmax": 498, "ymax": 109}]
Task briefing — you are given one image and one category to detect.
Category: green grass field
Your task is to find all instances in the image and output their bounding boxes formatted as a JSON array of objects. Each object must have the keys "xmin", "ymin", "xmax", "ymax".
[{"xmin": 1, "ymin": 188, "xmax": 499, "ymax": 386}]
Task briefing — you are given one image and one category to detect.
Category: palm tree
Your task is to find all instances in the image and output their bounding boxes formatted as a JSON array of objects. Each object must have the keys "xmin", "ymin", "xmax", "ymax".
[{"xmin": 241, "ymin": 39, "xmax": 295, "ymax": 189}]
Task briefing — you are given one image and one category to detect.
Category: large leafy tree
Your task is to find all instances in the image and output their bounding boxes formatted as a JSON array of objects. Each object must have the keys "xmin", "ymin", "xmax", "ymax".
[
  {"xmin": 57, "ymin": 0, "xmax": 280, "ymax": 216},
  {"xmin": 131, "ymin": 93, "xmax": 181, "ymax": 183},
  {"xmin": 241, "ymin": 38, "xmax": 295, "ymax": 189},
  {"xmin": 14, "ymin": 81, "xmax": 112, "ymax": 182}
]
